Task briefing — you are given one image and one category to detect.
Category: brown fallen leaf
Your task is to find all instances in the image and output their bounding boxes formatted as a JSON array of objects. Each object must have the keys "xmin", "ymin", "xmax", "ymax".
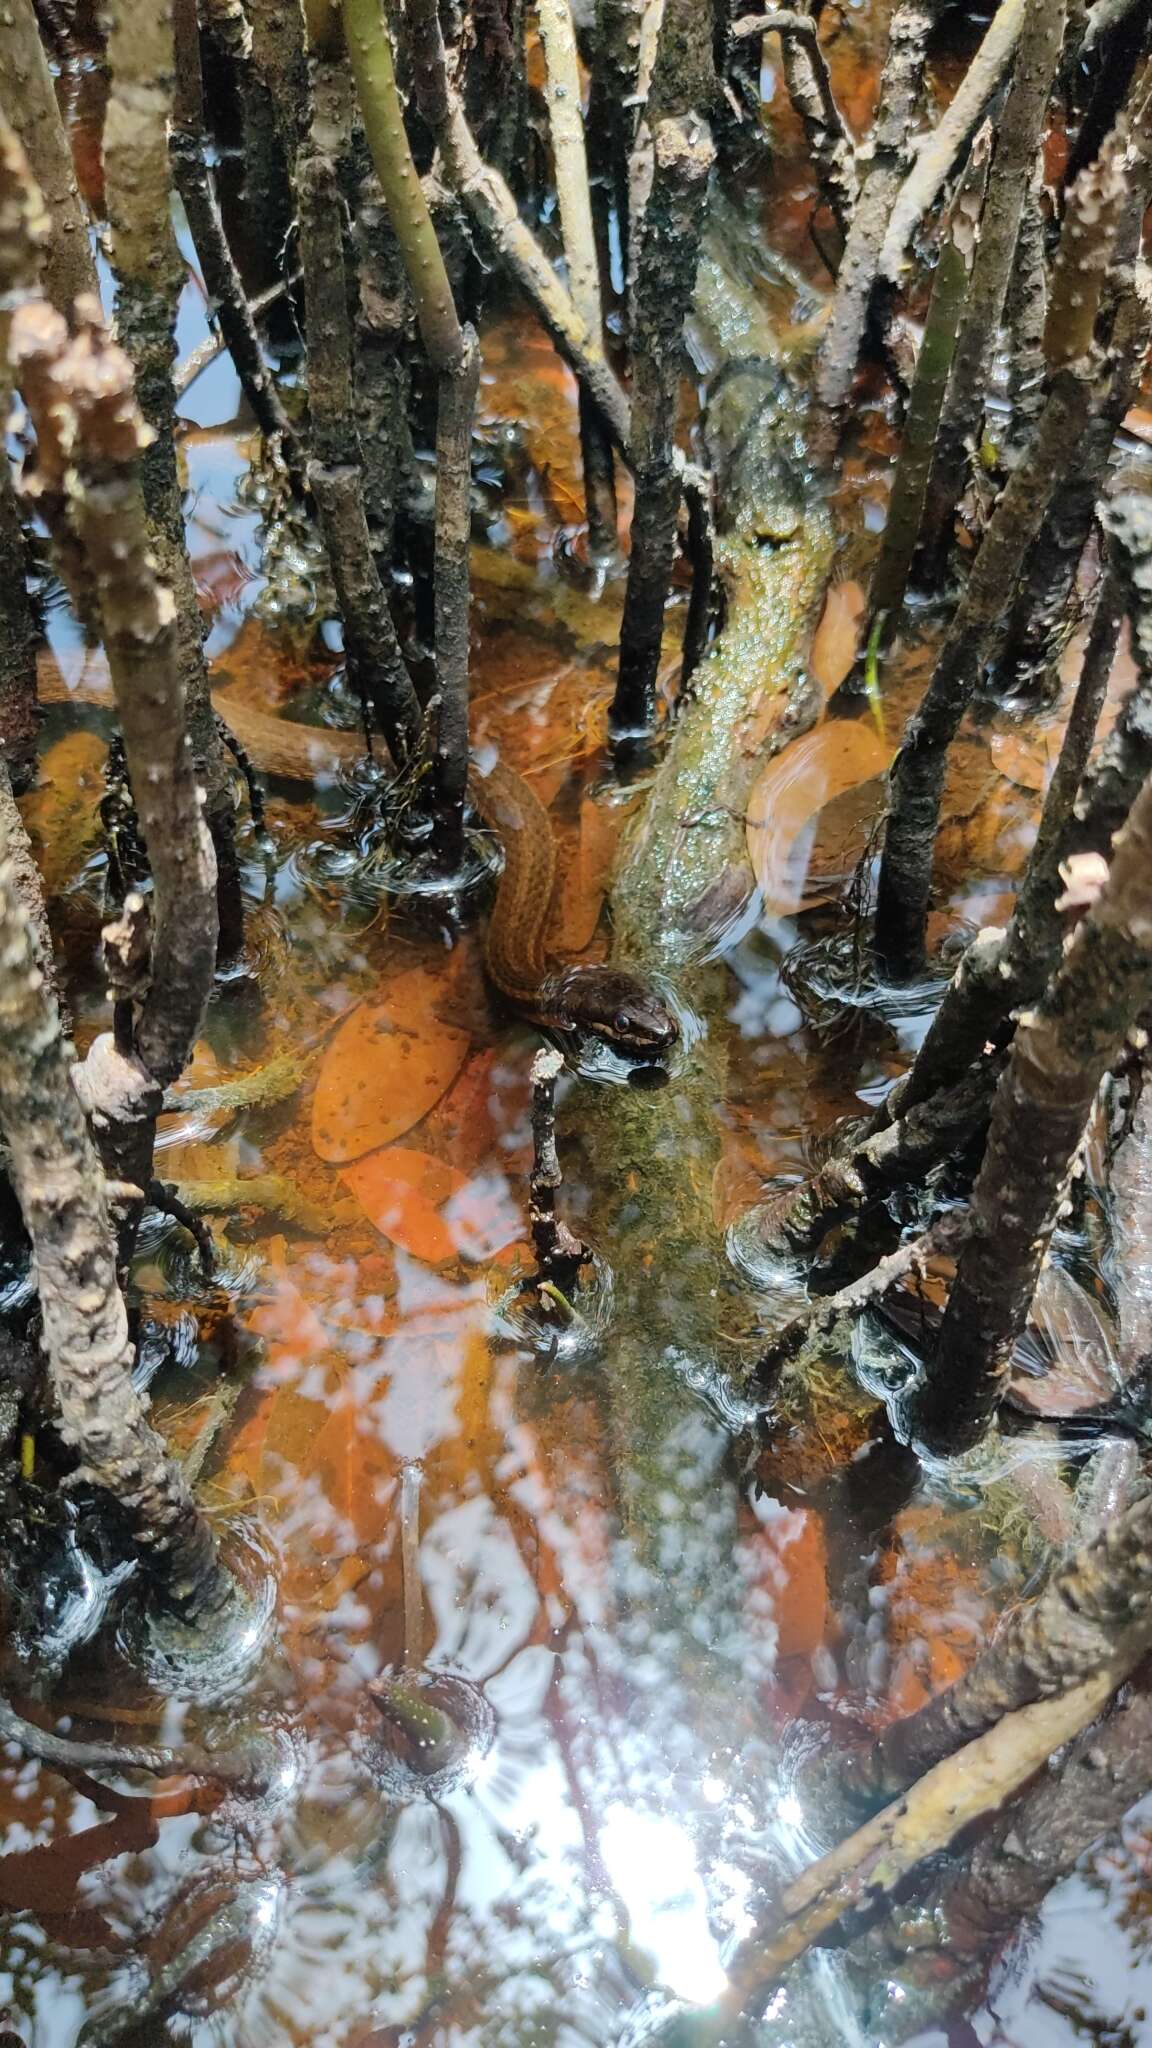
[
  {"xmin": 311, "ymin": 963, "xmax": 471, "ymax": 1164},
  {"xmin": 810, "ymin": 579, "xmax": 866, "ymax": 697},
  {"xmin": 746, "ymin": 718, "xmax": 891, "ymax": 916},
  {"xmin": 341, "ymin": 1146, "xmax": 469, "ymax": 1265}
]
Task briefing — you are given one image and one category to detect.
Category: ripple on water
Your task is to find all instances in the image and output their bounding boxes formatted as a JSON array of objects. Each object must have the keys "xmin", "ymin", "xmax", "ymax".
[{"xmin": 354, "ymin": 1668, "xmax": 496, "ymax": 1803}]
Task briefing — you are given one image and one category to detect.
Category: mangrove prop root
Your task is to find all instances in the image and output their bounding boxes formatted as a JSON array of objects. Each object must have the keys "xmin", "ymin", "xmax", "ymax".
[
  {"xmin": 815, "ymin": 0, "xmax": 934, "ymax": 418},
  {"xmin": 715, "ymin": 1662, "xmax": 1129, "ymax": 2024},
  {"xmin": 866, "ymin": 1484, "xmax": 1152, "ymax": 1798},
  {"xmin": 915, "ymin": 0, "xmax": 1068, "ymax": 575},
  {"xmin": 0, "ymin": 850, "xmax": 231, "ymax": 1624},
  {"xmin": 909, "ymin": 686, "xmax": 1152, "ymax": 1452},
  {"xmin": 873, "ymin": 565, "xmax": 1126, "ymax": 1131},
  {"xmin": 757, "ymin": 1060, "xmax": 996, "ymax": 1258},
  {"xmin": 612, "ymin": 113, "xmax": 715, "ymax": 740},
  {"xmin": 859, "ymin": 1669, "xmax": 1152, "ymax": 2036},
  {"xmin": 406, "ymin": 0, "xmax": 633, "ymax": 452}
]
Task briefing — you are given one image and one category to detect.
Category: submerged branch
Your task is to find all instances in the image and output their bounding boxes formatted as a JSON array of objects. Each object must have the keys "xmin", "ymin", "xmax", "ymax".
[{"xmin": 0, "ymin": 1696, "xmax": 269, "ymax": 1789}]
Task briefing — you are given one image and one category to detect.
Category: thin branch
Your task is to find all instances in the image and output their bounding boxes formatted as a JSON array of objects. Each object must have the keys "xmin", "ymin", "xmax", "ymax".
[
  {"xmin": 757, "ymin": 1212, "xmax": 968, "ymax": 1382},
  {"xmin": 406, "ymin": 0, "xmax": 633, "ymax": 451},
  {"xmin": 0, "ymin": 1695, "xmax": 268, "ymax": 1788},
  {"xmin": 879, "ymin": 0, "xmax": 1031, "ymax": 285},
  {"xmin": 0, "ymin": 0, "xmax": 98, "ymax": 313},
  {"xmin": 734, "ymin": 11, "xmax": 857, "ymax": 239}
]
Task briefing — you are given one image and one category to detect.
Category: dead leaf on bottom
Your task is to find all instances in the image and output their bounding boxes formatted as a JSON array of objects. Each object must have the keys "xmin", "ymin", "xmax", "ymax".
[{"xmin": 312, "ymin": 963, "xmax": 471, "ymax": 1164}]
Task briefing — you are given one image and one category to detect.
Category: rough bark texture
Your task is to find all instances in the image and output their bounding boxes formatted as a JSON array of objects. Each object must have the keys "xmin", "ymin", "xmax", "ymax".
[
  {"xmin": 869, "ymin": 148, "xmax": 984, "ymax": 625},
  {"xmin": 1002, "ymin": 156, "xmax": 1049, "ymax": 457},
  {"xmin": 997, "ymin": 196, "xmax": 1152, "ymax": 696},
  {"xmin": 406, "ymin": 0, "xmax": 633, "ymax": 449},
  {"xmin": 245, "ymin": 0, "xmax": 310, "ymax": 161},
  {"xmin": 587, "ymin": 0, "xmax": 646, "ymax": 275},
  {"xmin": 612, "ymin": 114, "xmax": 714, "ymax": 738},
  {"xmin": 104, "ymin": 0, "xmax": 238, "ymax": 939},
  {"xmin": 740, "ymin": 12, "xmax": 857, "ymax": 240},
  {"xmin": 917, "ymin": 0, "xmax": 1068, "ymax": 575},
  {"xmin": 344, "ymin": 0, "xmax": 465, "ymax": 374},
  {"xmin": 170, "ymin": 0, "xmax": 306, "ymax": 493},
  {"xmin": 537, "ymin": 0, "xmax": 617, "ymax": 552},
  {"xmin": 755, "ymin": 1059, "xmax": 996, "ymax": 1257},
  {"xmin": 431, "ymin": 325, "xmax": 480, "ymax": 856},
  {"xmin": 715, "ymin": 1665, "xmax": 1127, "ymax": 2026},
  {"xmin": 908, "ymin": 654, "xmax": 1152, "ymax": 1452},
  {"xmin": 0, "ymin": 0, "xmax": 97, "ymax": 314},
  {"xmin": 296, "ymin": 147, "xmax": 423, "ymax": 766},
  {"xmin": 198, "ymin": 0, "xmax": 294, "ymax": 273},
  {"xmin": 13, "ymin": 303, "xmax": 219, "ymax": 1234},
  {"xmin": 0, "ymin": 116, "xmax": 47, "ymax": 792},
  {"xmin": 875, "ymin": 372, "xmax": 1094, "ymax": 977},
  {"xmin": 879, "ymin": 0, "xmax": 1031, "ymax": 283},
  {"xmin": 815, "ymin": 0, "xmax": 934, "ymax": 415},
  {"xmin": 527, "ymin": 1045, "xmax": 588, "ymax": 1294},
  {"xmin": 757, "ymin": 1214, "xmax": 969, "ymax": 1381},
  {"xmin": 867, "ymin": 1486, "xmax": 1152, "ymax": 1794},
  {"xmin": 873, "ymin": 565, "xmax": 1123, "ymax": 1130},
  {"xmin": 859, "ymin": 1673, "xmax": 1152, "ymax": 2042},
  {"xmin": 0, "ymin": 849, "xmax": 229, "ymax": 1621}
]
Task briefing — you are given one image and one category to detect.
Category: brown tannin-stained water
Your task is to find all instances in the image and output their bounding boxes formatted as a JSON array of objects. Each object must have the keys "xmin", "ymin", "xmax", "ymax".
[{"xmin": 5, "ymin": 26, "xmax": 1152, "ymax": 2048}]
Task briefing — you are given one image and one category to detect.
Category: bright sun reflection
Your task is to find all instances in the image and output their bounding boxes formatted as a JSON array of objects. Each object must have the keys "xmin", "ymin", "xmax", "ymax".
[{"xmin": 599, "ymin": 1805, "xmax": 728, "ymax": 2006}]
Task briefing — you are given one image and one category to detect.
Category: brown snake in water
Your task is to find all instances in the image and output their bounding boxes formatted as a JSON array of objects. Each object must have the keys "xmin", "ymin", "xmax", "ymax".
[{"xmin": 35, "ymin": 675, "xmax": 678, "ymax": 1059}]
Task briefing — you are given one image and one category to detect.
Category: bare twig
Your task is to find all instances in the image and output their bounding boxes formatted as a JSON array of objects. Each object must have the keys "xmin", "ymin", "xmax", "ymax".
[
  {"xmin": 170, "ymin": 0, "xmax": 307, "ymax": 496},
  {"xmin": 757, "ymin": 1212, "xmax": 968, "ymax": 1381},
  {"xmin": 407, "ymin": 0, "xmax": 633, "ymax": 451},
  {"xmin": 868, "ymin": 1482, "xmax": 1152, "ymax": 1793},
  {"xmin": 537, "ymin": 0, "xmax": 618, "ymax": 552},
  {"xmin": 528, "ymin": 1047, "xmax": 590, "ymax": 1295},
  {"xmin": 815, "ymin": 0, "xmax": 934, "ymax": 416}
]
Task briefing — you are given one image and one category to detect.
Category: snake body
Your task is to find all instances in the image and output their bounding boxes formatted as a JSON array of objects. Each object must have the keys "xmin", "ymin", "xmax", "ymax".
[{"xmin": 35, "ymin": 675, "xmax": 678, "ymax": 1058}]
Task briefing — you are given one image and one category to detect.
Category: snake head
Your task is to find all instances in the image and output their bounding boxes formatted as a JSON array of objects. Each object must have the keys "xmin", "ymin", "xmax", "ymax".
[{"xmin": 555, "ymin": 965, "xmax": 680, "ymax": 1060}]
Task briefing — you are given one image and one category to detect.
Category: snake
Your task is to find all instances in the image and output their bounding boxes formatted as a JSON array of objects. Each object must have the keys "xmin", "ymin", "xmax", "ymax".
[{"xmin": 34, "ymin": 672, "xmax": 679, "ymax": 1060}]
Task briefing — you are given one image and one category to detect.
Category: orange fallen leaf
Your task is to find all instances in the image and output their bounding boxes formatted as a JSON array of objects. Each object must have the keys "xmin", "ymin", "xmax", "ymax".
[
  {"xmin": 341, "ymin": 1146, "xmax": 469, "ymax": 1264},
  {"xmin": 989, "ymin": 723, "xmax": 1061, "ymax": 794},
  {"xmin": 746, "ymin": 718, "xmax": 891, "ymax": 915},
  {"xmin": 311, "ymin": 963, "xmax": 470, "ymax": 1164},
  {"xmin": 811, "ymin": 579, "xmax": 866, "ymax": 697}
]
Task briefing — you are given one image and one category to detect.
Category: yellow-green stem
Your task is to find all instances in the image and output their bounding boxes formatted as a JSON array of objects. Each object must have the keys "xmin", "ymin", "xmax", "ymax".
[{"xmin": 341, "ymin": 0, "xmax": 465, "ymax": 372}]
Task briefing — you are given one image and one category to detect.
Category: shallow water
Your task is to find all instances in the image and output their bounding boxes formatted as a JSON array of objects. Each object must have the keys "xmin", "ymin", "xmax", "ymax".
[{"xmin": 4, "ymin": 22, "xmax": 1152, "ymax": 2048}]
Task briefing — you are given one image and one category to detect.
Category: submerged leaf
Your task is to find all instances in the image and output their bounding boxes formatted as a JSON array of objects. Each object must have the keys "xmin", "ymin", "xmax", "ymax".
[
  {"xmin": 810, "ymin": 579, "xmax": 866, "ymax": 697},
  {"xmin": 746, "ymin": 719, "xmax": 890, "ymax": 916},
  {"xmin": 312, "ymin": 965, "xmax": 471, "ymax": 1164},
  {"xmin": 341, "ymin": 1147, "xmax": 469, "ymax": 1264}
]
